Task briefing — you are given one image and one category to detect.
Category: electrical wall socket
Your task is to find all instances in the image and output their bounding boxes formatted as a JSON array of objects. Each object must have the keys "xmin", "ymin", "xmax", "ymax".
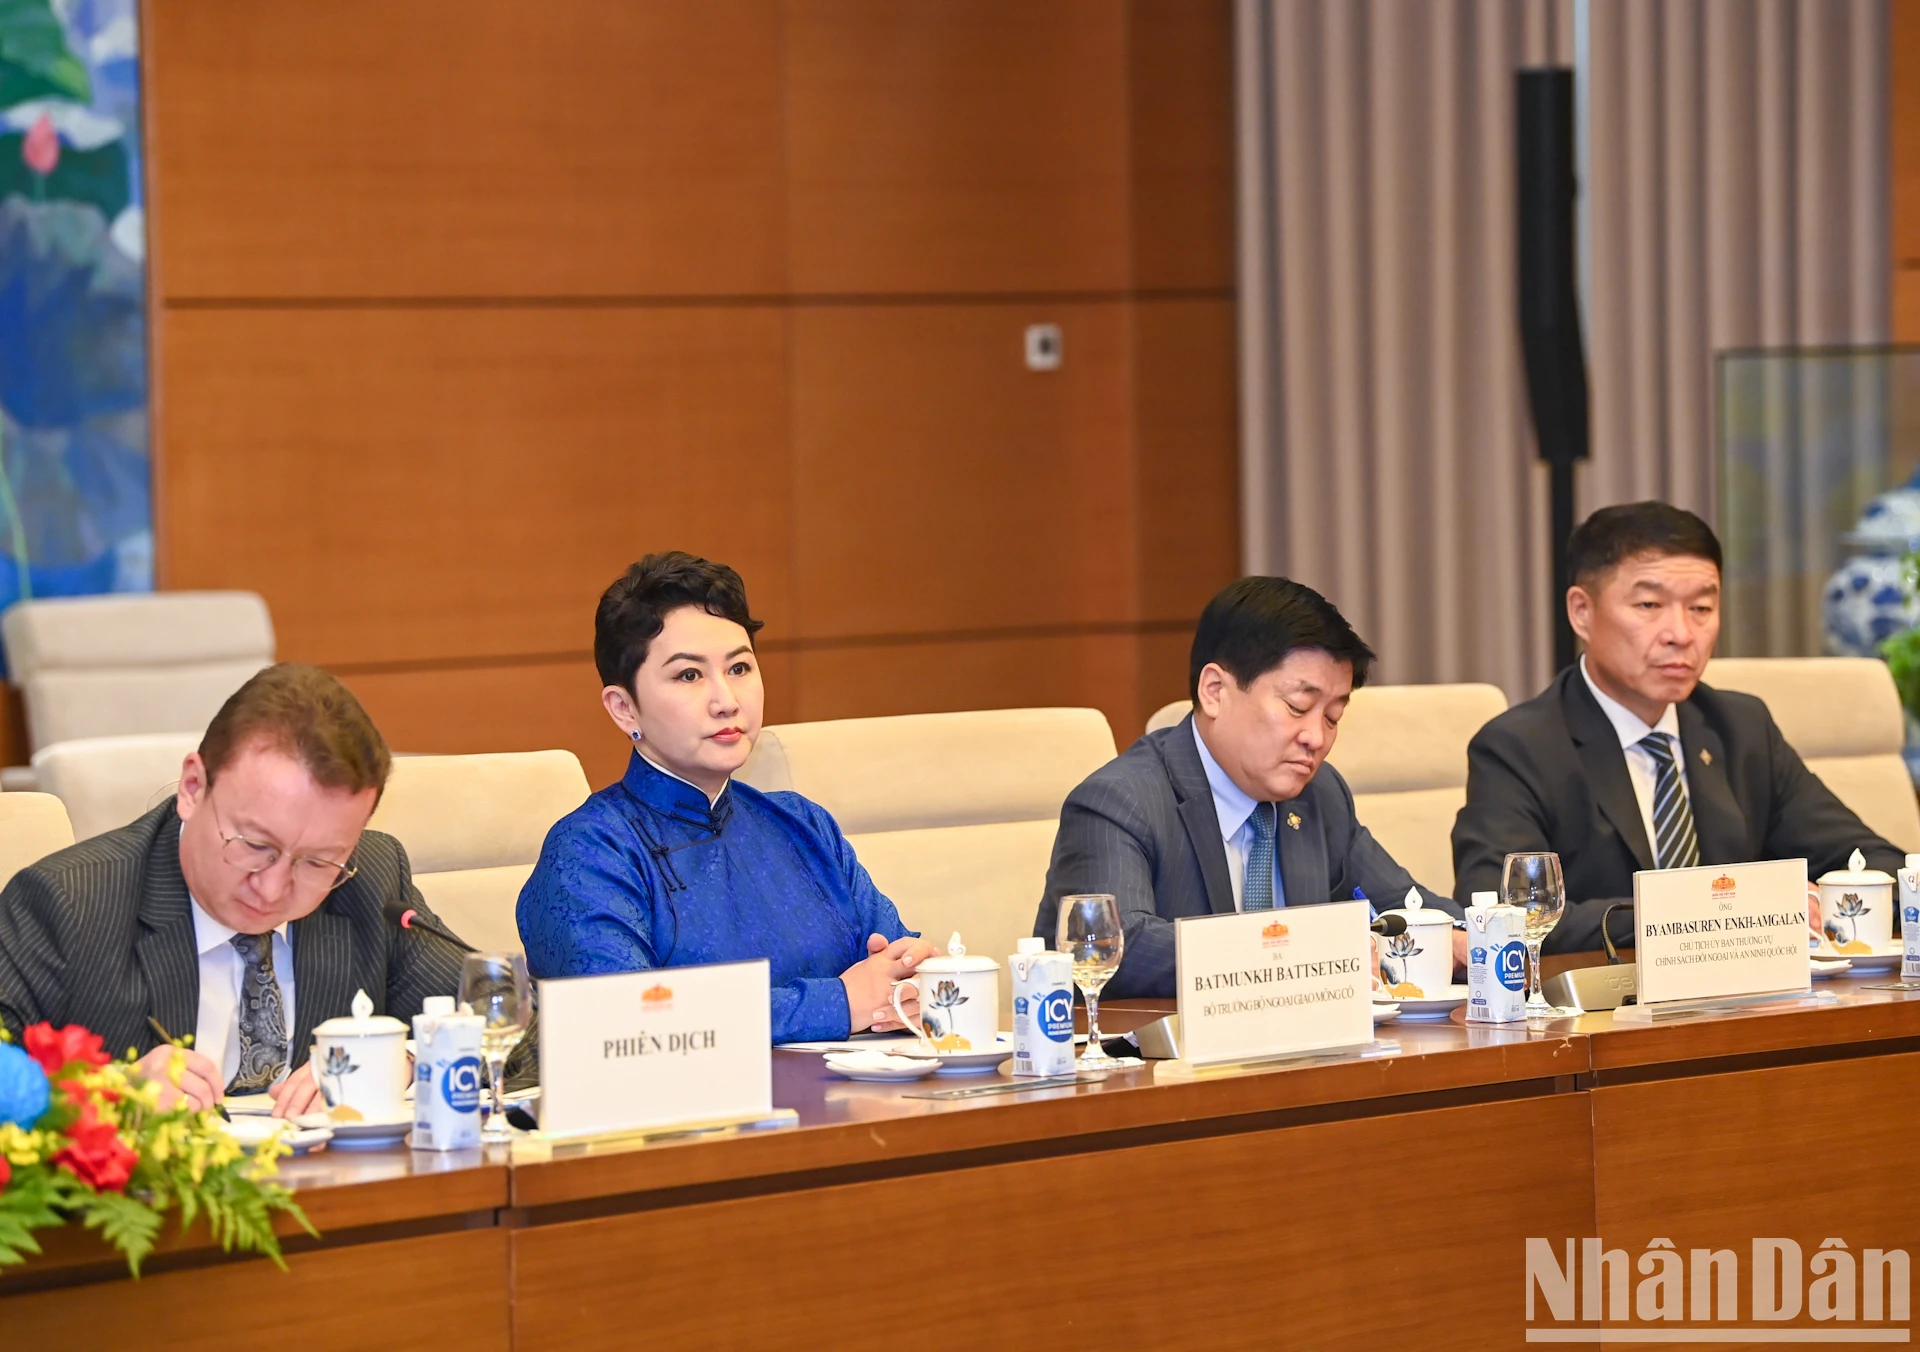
[{"xmin": 1024, "ymin": 323, "xmax": 1062, "ymax": 371}]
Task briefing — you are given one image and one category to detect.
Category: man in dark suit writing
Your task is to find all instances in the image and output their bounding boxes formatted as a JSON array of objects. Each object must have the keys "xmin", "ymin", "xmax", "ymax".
[
  {"xmin": 1452, "ymin": 501, "xmax": 1898, "ymax": 953},
  {"xmin": 0, "ymin": 663, "xmax": 467, "ymax": 1117},
  {"xmin": 1037, "ymin": 576, "xmax": 1464, "ymax": 999}
]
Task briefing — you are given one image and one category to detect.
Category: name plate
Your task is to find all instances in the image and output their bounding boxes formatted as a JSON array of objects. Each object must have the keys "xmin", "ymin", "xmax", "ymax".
[
  {"xmin": 537, "ymin": 959, "xmax": 771, "ymax": 1139},
  {"xmin": 1628, "ymin": 858, "xmax": 1811, "ymax": 1012},
  {"xmin": 1175, "ymin": 900, "xmax": 1374, "ymax": 1068}
]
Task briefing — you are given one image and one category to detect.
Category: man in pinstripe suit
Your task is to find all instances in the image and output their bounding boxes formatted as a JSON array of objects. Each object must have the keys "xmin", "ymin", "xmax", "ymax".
[
  {"xmin": 0, "ymin": 664, "xmax": 467, "ymax": 1118},
  {"xmin": 1038, "ymin": 578, "xmax": 1465, "ymax": 1000}
]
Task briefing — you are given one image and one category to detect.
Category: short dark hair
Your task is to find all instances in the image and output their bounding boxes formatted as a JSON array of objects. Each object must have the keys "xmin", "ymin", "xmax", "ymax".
[
  {"xmin": 1189, "ymin": 576, "xmax": 1376, "ymax": 701},
  {"xmin": 594, "ymin": 551, "xmax": 764, "ymax": 694},
  {"xmin": 1567, "ymin": 501, "xmax": 1722, "ymax": 589},
  {"xmin": 200, "ymin": 663, "xmax": 391, "ymax": 796}
]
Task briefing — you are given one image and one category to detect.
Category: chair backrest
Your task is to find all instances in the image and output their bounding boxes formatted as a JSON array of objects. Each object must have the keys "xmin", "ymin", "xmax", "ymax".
[
  {"xmin": 32, "ymin": 732, "xmax": 201, "ymax": 841},
  {"xmin": 0, "ymin": 792, "xmax": 74, "ymax": 889},
  {"xmin": 2, "ymin": 592, "xmax": 275, "ymax": 753},
  {"xmin": 1137, "ymin": 684, "xmax": 1509, "ymax": 895},
  {"xmin": 736, "ymin": 708, "xmax": 1118, "ymax": 1000},
  {"xmin": 1703, "ymin": 656, "xmax": 1920, "ymax": 853},
  {"xmin": 367, "ymin": 750, "xmax": 592, "ymax": 955}
]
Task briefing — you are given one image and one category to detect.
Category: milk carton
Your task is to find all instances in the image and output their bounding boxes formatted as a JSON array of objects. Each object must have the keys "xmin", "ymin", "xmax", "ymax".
[
  {"xmin": 1902, "ymin": 854, "xmax": 1920, "ymax": 983},
  {"xmin": 1009, "ymin": 938, "xmax": 1076, "ymax": 1076},
  {"xmin": 1465, "ymin": 890, "xmax": 1528, "ymax": 1023},
  {"xmin": 412, "ymin": 1001, "xmax": 484, "ymax": 1151}
]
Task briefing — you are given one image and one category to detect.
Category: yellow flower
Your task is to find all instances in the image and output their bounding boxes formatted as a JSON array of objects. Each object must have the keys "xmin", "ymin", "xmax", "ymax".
[
  {"xmin": 0, "ymin": 1121, "xmax": 46, "ymax": 1165},
  {"xmin": 187, "ymin": 1137, "xmax": 209, "ymax": 1184}
]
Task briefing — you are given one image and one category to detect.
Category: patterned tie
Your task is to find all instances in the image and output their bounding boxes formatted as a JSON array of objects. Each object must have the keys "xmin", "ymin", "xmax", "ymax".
[
  {"xmin": 1244, "ymin": 801, "xmax": 1279, "ymax": 912},
  {"xmin": 1640, "ymin": 732, "xmax": 1700, "ymax": 870},
  {"xmin": 228, "ymin": 932, "xmax": 288, "ymax": 1094}
]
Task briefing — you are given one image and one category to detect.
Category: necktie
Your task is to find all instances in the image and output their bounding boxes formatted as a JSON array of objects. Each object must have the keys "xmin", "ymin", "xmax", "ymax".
[
  {"xmin": 1244, "ymin": 801, "xmax": 1279, "ymax": 912},
  {"xmin": 1640, "ymin": 732, "xmax": 1700, "ymax": 870},
  {"xmin": 228, "ymin": 931, "xmax": 289, "ymax": 1094}
]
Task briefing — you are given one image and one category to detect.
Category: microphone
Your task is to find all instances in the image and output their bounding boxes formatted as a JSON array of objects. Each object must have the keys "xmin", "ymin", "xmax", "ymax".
[
  {"xmin": 1369, "ymin": 913, "xmax": 1409, "ymax": 938},
  {"xmin": 382, "ymin": 897, "xmax": 475, "ymax": 952}
]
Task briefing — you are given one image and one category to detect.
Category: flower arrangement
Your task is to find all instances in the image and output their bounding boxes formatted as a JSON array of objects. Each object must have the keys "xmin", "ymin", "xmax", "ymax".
[{"xmin": 0, "ymin": 1023, "xmax": 313, "ymax": 1276}]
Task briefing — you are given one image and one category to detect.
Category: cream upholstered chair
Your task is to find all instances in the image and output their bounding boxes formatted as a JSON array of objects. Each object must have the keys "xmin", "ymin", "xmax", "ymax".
[
  {"xmin": 1, "ymin": 591, "xmax": 274, "ymax": 790},
  {"xmin": 0, "ymin": 792, "xmax": 74, "ymax": 888},
  {"xmin": 31, "ymin": 732, "xmax": 201, "ymax": 841},
  {"xmin": 1139, "ymin": 685, "xmax": 1509, "ymax": 895},
  {"xmin": 367, "ymin": 750, "xmax": 592, "ymax": 954},
  {"xmin": 1704, "ymin": 657, "xmax": 1920, "ymax": 852},
  {"xmin": 736, "ymin": 708, "xmax": 1118, "ymax": 1003}
]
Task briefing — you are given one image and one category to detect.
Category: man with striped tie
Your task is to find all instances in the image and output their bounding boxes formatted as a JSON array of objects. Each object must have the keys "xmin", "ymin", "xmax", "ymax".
[{"xmin": 1451, "ymin": 501, "xmax": 1898, "ymax": 954}]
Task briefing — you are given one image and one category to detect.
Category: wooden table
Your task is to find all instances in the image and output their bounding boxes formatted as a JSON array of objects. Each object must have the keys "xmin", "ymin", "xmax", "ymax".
[{"xmin": 7, "ymin": 975, "xmax": 1919, "ymax": 1350}]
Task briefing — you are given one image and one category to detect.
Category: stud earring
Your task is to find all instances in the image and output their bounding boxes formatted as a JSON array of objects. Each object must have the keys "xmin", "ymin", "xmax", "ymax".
[{"xmin": 630, "ymin": 729, "xmax": 643, "ymax": 742}]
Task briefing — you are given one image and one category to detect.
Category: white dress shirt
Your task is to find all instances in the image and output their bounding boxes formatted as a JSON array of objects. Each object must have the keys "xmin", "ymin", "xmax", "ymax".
[
  {"xmin": 189, "ymin": 897, "xmax": 295, "ymax": 1087},
  {"xmin": 1579, "ymin": 655, "xmax": 1693, "ymax": 856},
  {"xmin": 1192, "ymin": 722, "xmax": 1272, "ymax": 911}
]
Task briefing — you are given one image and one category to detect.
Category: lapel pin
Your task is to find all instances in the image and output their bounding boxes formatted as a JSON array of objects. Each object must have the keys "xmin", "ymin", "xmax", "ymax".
[
  {"xmin": 1286, "ymin": 812, "xmax": 1302, "ymax": 831},
  {"xmin": 1699, "ymin": 748, "xmax": 1712, "ymax": 766}
]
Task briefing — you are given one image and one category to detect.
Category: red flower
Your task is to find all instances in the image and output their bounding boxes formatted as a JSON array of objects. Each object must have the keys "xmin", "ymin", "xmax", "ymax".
[
  {"xmin": 52, "ymin": 1104, "xmax": 135, "ymax": 1193},
  {"xmin": 0, "ymin": 1155, "xmax": 10, "ymax": 1193},
  {"xmin": 24, "ymin": 1023, "xmax": 109, "ymax": 1076},
  {"xmin": 21, "ymin": 113, "xmax": 58, "ymax": 177}
]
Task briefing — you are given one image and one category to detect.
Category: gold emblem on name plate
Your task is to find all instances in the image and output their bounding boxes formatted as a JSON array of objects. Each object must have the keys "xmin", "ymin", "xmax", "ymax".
[
  {"xmin": 1699, "ymin": 748, "xmax": 1712, "ymax": 766},
  {"xmin": 1286, "ymin": 812, "xmax": 1302, "ymax": 830}
]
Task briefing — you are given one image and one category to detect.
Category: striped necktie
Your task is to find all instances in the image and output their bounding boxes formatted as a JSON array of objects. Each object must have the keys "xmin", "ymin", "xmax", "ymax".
[
  {"xmin": 1244, "ymin": 801, "xmax": 1278, "ymax": 911},
  {"xmin": 228, "ymin": 931, "xmax": 289, "ymax": 1094},
  {"xmin": 1639, "ymin": 732, "xmax": 1700, "ymax": 870}
]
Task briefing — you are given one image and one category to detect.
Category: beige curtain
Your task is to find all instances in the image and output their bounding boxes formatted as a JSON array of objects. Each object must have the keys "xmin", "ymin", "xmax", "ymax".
[
  {"xmin": 1237, "ymin": 0, "xmax": 1888, "ymax": 696},
  {"xmin": 1584, "ymin": 0, "xmax": 1888, "ymax": 657}
]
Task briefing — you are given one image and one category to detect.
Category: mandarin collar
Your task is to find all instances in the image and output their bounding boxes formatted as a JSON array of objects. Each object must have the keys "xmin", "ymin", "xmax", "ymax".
[{"xmin": 622, "ymin": 750, "xmax": 731, "ymax": 824}]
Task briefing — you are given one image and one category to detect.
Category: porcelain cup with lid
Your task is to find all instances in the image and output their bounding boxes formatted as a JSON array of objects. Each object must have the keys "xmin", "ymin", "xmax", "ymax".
[
  {"xmin": 1375, "ymin": 889, "xmax": 1455, "ymax": 999},
  {"xmin": 309, "ymin": 988, "xmax": 410, "ymax": 1120},
  {"xmin": 1817, "ymin": 849, "xmax": 1895, "ymax": 954},
  {"xmin": 891, "ymin": 932, "xmax": 999, "ymax": 1052}
]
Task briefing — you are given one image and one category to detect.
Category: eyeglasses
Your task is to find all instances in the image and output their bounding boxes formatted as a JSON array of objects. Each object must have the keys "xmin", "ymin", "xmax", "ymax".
[{"xmin": 208, "ymin": 789, "xmax": 358, "ymax": 894}]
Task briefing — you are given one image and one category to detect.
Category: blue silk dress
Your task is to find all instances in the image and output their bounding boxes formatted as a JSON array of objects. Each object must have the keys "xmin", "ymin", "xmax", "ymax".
[{"xmin": 516, "ymin": 751, "xmax": 913, "ymax": 1043}]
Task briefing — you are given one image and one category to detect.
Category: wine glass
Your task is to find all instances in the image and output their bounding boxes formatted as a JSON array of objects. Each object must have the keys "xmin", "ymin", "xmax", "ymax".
[
  {"xmin": 1503, "ymin": 852, "xmax": 1567, "ymax": 1017},
  {"xmin": 459, "ymin": 952, "xmax": 531, "ymax": 1140},
  {"xmin": 1056, "ymin": 894, "xmax": 1125, "ymax": 1068}
]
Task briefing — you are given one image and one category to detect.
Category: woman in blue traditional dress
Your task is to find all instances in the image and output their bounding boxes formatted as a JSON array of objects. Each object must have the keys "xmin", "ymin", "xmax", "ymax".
[{"xmin": 517, "ymin": 552, "xmax": 937, "ymax": 1043}]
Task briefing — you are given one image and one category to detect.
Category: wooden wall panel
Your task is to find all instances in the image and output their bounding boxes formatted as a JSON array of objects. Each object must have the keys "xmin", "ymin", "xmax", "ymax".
[
  {"xmin": 784, "ymin": 0, "xmax": 1130, "ymax": 295},
  {"xmin": 791, "ymin": 303, "xmax": 1135, "ymax": 638},
  {"xmin": 157, "ymin": 306, "xmax": 793, "ymax": 667},
  {"xmin": 143, "ymin": 0, "xmax": 786, "ymax": 298},
  {"xmin": 342, "ymin": 647, "xmax": 800, "ymax": 789},
  {"xmin": 793, "ymin": 631, "xmax": 1141, "ymax": 741},
  {"xmin": 1128, "ymin": 0, "xmax": 1237, "ymax": 292},
  {"xmin": 1134, "ymin": 298, "xmax": 1239, "ymax": 622},
  {"xmin": 145, "ymin": 1, "xmax": 1238, "ymax": 769}
]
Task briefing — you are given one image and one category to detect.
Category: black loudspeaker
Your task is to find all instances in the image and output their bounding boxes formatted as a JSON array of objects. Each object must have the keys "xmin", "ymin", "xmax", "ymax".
[{"xmin": 1516, "ymin": 68, "xmax": 1588, "ymax": 671}]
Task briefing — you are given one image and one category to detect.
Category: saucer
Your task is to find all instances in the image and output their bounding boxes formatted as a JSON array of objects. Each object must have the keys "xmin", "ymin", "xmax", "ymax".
[
  {"xmin": 1811, "ymin": 957, "xmax": 1854, "ymax": 978},
  {"xmin": 824, "ymin": 1050, "xmax": 940, "ymax": 1082},
  {"xmin": 223, "ymin": 1115, "xmax": 333, "ymax": 1153},
  {"xmin": 928, "ymin": 1034, "xmax": 1017, "ymax": 1075},
  {"xmin": 292, "ymin": 1110, "xmax": 412, "ymax": 1147},
  {"xmin": 1370, "ymin": 1003, "xmax": 1401, "ymax": 1025},
  {"xmin": 1388, "ymin": 985, "xmax": 1469, "ymax": 1019},
  {"xmin": 1821, "ymin": 942, "xmax": 1904, "ymax": 972}
]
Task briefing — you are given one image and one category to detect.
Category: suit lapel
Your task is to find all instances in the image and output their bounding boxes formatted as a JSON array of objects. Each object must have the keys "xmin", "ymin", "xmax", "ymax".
[
  {"xmin": 1676, "ymin": 702, "xmax": 1746, "ymax": 864},
  {"xmin": 1165, "ymin": 718, "xmax": 1237, "ymax": 915},
  {"xmin": 1274, "ymin": 797, "xmax": 1330, "ymax": 908},
  {"xmin": 1563, "ymin": 672, "xmax": 1656, "ymax": 872},
  {"xmin": 135, "ymin": 812, "xmax": 199, "ymax": 1048},
  {"xmin": 290, "ymin": 901, "xmax": 354, "ymax": 1069}
]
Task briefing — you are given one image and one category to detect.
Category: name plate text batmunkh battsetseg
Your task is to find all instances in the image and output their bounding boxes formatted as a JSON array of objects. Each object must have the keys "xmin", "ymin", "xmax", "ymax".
[
  {"xmin": 1174, "ymin": 900, "xmax": 1374, "ymax": 1067},
  {"xmin": 1625, "ymin": 858, "xmax": 1811, "ymax": 1014},
  {"xmin": 537, "ymin": 959, "xmax": 772, "ymax": 1138}
]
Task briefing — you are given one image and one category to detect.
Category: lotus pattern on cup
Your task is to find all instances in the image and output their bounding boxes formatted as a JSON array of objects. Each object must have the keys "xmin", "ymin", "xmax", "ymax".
[
  {"xmin": 1824, "ymin": 891, "xmax": 1874, "ymax": 955},
  {"xmin": 1381, "ymin": 931, "xmax": 1427, "ymax": 999}
]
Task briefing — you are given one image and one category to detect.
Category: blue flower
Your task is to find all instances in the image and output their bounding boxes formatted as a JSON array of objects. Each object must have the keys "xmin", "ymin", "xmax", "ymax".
[{"xmin": 0, "ymin": 1041, "xmax": 51, "ymax": 1127}]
